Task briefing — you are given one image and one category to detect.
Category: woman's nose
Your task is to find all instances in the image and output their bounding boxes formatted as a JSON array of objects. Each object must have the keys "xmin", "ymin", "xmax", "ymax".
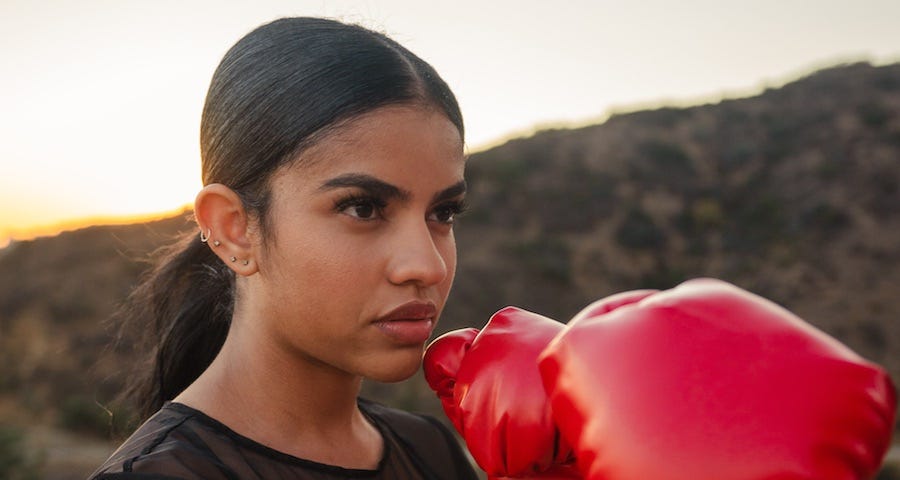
[{"xmin": 386, "ymin": 220, "xmax": 449, "ymax": 287}]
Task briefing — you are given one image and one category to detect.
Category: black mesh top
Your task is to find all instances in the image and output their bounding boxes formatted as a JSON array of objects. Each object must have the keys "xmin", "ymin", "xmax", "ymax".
[{"xmin": 89, "ymin": 399, "xmax": 479, "ymax": 480}]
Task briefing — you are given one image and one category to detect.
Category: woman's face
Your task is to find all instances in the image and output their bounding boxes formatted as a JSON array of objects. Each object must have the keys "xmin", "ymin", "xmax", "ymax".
[{"xmin": 244, "ymin": 105, "xmax": 466, "ymax": 382}]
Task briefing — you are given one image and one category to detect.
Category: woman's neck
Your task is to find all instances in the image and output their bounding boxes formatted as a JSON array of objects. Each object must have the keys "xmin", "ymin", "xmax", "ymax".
[{"xmin": 173, "ymin": 321, "xmax": 383, "ymax": 468}]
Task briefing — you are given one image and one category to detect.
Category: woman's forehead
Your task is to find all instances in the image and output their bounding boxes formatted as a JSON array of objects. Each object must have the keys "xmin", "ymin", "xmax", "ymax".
[
  {"xmin": 272, "ymin": 106, "xmax": 465, "ymax": 193},
  {"xmin": 293, "ymin": 106, "xmax": 463, "ymax": 170}
]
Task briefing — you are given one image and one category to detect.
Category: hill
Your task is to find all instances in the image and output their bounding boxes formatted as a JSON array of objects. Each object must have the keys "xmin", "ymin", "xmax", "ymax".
[
  {"xmin": 1, "ymin": 61, "xmax": 899, "ymax": 477},
  {"xmin": 449, "ymin": 61, "xmax": 900, "ymax": 367}
]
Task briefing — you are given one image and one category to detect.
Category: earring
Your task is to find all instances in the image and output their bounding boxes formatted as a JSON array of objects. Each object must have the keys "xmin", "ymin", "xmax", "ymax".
[
  {"xmin": 199, "ymin": 229, "xmax": 211, "ymax": 243},
  {"xmin": 213, "ymin": 240, "xmax": 221, "ymax": 247},
  {"xmin": 242, "ymin": 259, "xmax": 250, "ymax": 266},
  {"xmin": 230, "ymin": 256, "xmax": 237, "ymax": 262}
]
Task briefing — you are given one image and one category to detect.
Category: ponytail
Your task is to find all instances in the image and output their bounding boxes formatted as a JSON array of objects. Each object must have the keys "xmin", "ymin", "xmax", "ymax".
[{"xmin": 119, "ymin": 229, "xmax": 233, "ymax": 421}]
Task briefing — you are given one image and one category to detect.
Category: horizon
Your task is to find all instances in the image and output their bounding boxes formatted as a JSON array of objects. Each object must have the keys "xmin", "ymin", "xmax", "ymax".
[
  {"xmin": 0, "ymin": 204, "xmax": 193, "ymax": 249},
  {"xmin": 2, "ymin": 56, "xmax": 894, "ymax": 249},
  {"xmin": 3, "ymin": 0, "xmax": 900, "ymax": 246}
]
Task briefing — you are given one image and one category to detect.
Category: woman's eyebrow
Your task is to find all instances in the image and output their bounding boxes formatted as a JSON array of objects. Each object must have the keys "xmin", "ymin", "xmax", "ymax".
[
  {"xmin": 432, "ymin": 180, "xmax": 467, "ymax": 203},
  {"xmin": 319, "ymin": 173, "xmax": 410, "ymax": 201},
  {"xmin": 319, "ymin": 174, "xmax": 466, "ymax": 204}
]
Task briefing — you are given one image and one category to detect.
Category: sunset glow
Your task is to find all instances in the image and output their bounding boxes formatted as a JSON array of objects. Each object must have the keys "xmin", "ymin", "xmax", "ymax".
[
  {"xmin": 3, "ymin": 0, "xmax": 900, "ymax": 247},
  {"xmin": 0, "ymin": 205, "xmax": 193, "ymax": 247}
]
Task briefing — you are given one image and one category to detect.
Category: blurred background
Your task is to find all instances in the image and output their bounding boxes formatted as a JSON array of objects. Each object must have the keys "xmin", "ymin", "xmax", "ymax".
[{"xmin": 2, "ymin": 1, "xmax": 899, "ymax": 478}]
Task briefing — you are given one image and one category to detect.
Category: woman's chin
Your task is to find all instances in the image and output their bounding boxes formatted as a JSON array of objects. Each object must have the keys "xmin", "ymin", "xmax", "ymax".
[{"xmin": 364, "ymin": 354, "xmax": 423, "ymax": 383}]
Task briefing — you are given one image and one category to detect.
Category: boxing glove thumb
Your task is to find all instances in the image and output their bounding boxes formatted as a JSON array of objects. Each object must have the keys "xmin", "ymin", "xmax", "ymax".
[{"xmin": 424, "ymin": 308, "xmax": 579, "ymax": 478}]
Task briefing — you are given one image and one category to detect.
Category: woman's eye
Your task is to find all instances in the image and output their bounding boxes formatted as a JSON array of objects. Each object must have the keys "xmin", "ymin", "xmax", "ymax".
[
  {"xmin": 347, "ymin": 202, "xmax": 375, "ymax": 219},
  {"xmin": 429, "ymin": 200, "xmax": 467, "ymax": 225},
  {"xmin": 432, "ymin": 206, "xmax": 455, "ymax": 224},
  {"xmin": 336, "ymin": 196, "xmax": 385, "ymax": 220}
]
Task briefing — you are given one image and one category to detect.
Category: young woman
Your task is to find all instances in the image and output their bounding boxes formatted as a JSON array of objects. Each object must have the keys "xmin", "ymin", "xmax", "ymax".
[{"xmin": 91, "ymin": 17, "xmax": 479, "ymax": 480}]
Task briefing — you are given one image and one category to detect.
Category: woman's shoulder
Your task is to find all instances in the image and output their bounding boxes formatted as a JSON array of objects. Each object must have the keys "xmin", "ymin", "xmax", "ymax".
[
  {"xmin": 359, "ymin": 399, "xmax": 456, "ymax": 447},
  {"xmin": 360, "ymin": 398, "xmax": 479, "ymax": 480},
  {"xmin": 91, "ymin": 400, "xmax": 478, "ymax": 480},
  {"xmin": 88, "ymin": 402, "xmax": 240, "ymax": 480},
  {"xmin": 359, "ymin": 398, "xmax": 444, "ymax": 433}
]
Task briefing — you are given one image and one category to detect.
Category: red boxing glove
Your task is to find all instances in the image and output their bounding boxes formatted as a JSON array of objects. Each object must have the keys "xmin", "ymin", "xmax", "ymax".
[
  {"xmin": 423, "ymin": 307, "xmax": 580, "ymax": 479},
  {"xmin": 539, "ymin": 278, "xmax": 897, "ymax": 480}
]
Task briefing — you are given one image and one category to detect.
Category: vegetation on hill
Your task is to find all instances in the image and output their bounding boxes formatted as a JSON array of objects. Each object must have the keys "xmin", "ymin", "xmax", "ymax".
[
  {"xmin": 450, "ymin": 62, "xmax": 900, "ymax": 368},
  {"xmin": 1, "ymin": 61, "xmax": 898, "ymax": 477}
]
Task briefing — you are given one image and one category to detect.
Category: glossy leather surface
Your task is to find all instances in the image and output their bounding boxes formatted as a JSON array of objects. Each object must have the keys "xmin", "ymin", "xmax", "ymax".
[{"xmin": 540, "ymin": 278, "xmax": 897, "ymax": 480}]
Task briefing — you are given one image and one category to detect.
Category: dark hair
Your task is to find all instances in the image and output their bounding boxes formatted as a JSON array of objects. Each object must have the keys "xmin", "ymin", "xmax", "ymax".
[{"xmin": 119, "ymin": 17, "xmax": 464, "ymax": 421}]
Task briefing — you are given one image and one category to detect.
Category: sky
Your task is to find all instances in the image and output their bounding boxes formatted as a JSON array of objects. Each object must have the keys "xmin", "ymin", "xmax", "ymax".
[{"xmin": 2, "ymin": 0, "xmax": 900, "ymax": 245}]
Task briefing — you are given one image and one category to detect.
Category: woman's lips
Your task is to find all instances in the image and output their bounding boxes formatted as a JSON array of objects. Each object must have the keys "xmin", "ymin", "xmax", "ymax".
[{"xmin": 375, "ymin": 301, "xmax": 437, "ymax": 344}]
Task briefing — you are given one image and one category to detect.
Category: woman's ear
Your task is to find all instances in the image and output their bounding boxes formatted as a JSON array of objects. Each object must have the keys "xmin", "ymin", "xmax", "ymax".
[{"xmin": 194, "ymin": 184, "xmax": 259, "ymax": 276}]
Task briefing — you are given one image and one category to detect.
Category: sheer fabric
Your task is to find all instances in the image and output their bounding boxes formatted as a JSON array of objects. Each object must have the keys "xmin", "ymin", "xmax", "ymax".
[{"xmin": 90, "ymin": 399, "xmax": 478, "ymax": 480}]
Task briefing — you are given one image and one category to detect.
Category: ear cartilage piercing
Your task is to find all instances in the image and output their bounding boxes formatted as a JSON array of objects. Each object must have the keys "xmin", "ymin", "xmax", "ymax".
[
  {"xmin": 213, "ymin": 240, "xmax": 221, "ymax": 247},
  {"xmin": 230, "ymin": 256, "xmax": 237, "ymax": 262},
  {"xmin": 242, "ymin": 259, "xmax": 250, "ymax": 266},
  {"xmin": 199, "ymin": 229, "xmax": 211, "ymax": 243}
]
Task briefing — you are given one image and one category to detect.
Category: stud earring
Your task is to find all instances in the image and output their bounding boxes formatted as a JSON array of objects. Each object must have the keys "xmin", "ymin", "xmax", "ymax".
[
  {"xmin": 199, "ymin": 229, "xmax": 211, "ymax": 243},
  {"xmin": 242, "ymin": 259, "xmax": 250, "ymax": 266},
  {"xmin": 213, "ymin": 240, "xmax": 221, "ymax": 247},
  {"xmin": 230, "ymin": 256, "xmax": 237, "ymax": 262}
]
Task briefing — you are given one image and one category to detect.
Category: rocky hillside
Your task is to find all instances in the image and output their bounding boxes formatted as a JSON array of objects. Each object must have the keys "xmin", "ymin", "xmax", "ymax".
[
  {"xmin": 1, "ymin": 61, "xmax": 898, "ymax": 477},
  {"xmin": 449, "ymin": 61, "xmax": 900, "ymax": 370}
]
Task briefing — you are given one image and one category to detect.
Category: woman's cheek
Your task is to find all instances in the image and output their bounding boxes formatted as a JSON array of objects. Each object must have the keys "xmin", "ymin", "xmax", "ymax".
[{"xmin": 439, "ymin": 234, "xmax": 458, "ymax": 291}]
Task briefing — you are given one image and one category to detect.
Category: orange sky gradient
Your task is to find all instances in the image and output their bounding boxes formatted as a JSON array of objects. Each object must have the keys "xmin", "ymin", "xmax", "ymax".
[
  {"xmin": 3, "ymin": 0, "xmax": 900, "ymax": 248},
  {"xmin": 0, "ymin": 205, "xmax": 193, "ymax": 246}
]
